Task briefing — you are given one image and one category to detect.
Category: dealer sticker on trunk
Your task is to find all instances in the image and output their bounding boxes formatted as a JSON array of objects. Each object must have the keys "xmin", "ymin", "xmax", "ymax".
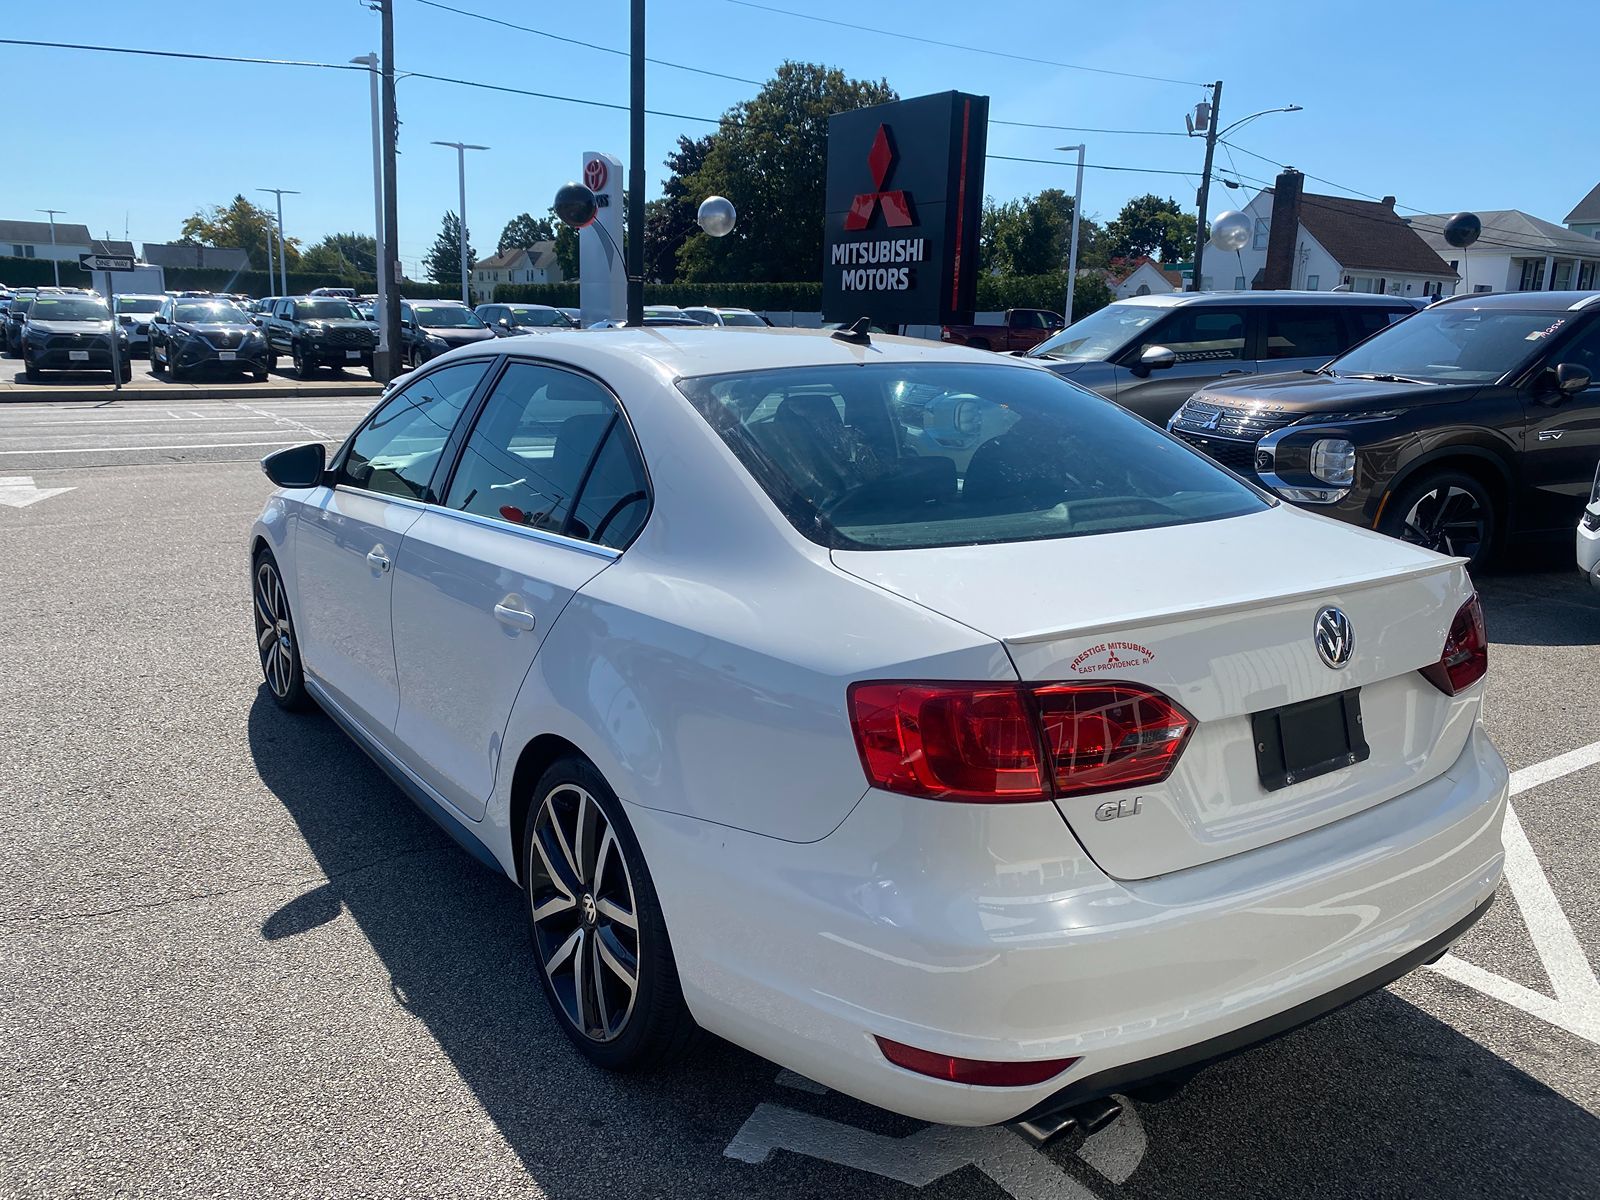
[{"xmin": 1070, "ymin": 640, "xmax": 1155, "ymax": 674}]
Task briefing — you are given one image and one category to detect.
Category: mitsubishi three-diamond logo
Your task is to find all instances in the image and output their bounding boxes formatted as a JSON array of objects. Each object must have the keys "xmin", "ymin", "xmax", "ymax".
[{"xmin": 844, "ymin": 124, "xmax": 915, "ymax": 230}]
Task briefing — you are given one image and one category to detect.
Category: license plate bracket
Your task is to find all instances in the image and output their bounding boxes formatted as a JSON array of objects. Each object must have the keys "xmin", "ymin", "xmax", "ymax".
[
  {"xmin": 68, "ymin": 350, "xmax": 89, "ymax": 361},
  {"xmin": 1252, "ymin": 688, "xmax": 1369, "ymax": 791}
]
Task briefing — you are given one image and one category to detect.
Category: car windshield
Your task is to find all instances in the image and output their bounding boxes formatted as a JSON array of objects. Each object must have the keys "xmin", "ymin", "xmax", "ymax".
[
  {"xmin": 509, "ymin": 308, "xmax": 570, "ymax": 327},
  {"xmin": 1026, "ymin": 303, "xmax": 1165, "ymax": 361},
  {"xmin": 177, "ymin": 302, "xmax": 250, "ymax": 325},
  {"xmin": 413, "ymin": 305, "xmax": 484, "ymax": 328},
  {"xmin": 719, "ymin": 311, "xmax": 765, "ymax": 327},
  {"xmin": 298, "ymin": 300, "xmax": 360, "ymax": 321},
  {"xmin": 1327, "ymin": 307, "xmax": 1571, "ymax": 384},
  {"xmin": 678, "ymin": 363, "xmax": 1267, "ymax": 551},
  {"xmin": 116, "ymin": 297, "xmax": 163, "ymax": 314},
  {"xmin": 10, "ymin": 298, "xmax": 34, "ymax": 314},
  {"xmin": 29, "ymin": 297, "xmax": 110, "ymax": 322}
]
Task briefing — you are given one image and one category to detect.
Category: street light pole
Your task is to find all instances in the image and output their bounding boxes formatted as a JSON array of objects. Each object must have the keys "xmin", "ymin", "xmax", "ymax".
[
  {"xmin": 1054, "ymin": 145, "xmax": 1086, "ymax": 323},
  {"xmin": 1190, "ymin": 81, "xmax": 1222, "ymax": 292},
  {"xmin": 259, "ymin": 188, "xmax": 300, "ymax": 295},
  {"xmin": 432, "ymin": 141, "xmax": 488, "ymax": 305},
  {"xmin": 627, "ymin": 0, "xmax": 645, "ymax": 326},
  {"xmin": 36, "ymin": 209, "xmax": 64, "ymax": 287},
  {"xmin": 353, "ymin": 53, "xmax": 390, "ymax": 365}
]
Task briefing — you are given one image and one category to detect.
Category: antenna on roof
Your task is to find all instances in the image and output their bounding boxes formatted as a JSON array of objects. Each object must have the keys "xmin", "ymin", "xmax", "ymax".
[{"xmin": 831, "ymin": 316, "xmax": 873, "ymax": 345}]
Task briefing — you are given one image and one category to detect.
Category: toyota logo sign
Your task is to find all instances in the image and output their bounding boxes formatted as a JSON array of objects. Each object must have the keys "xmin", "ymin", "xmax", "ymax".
[{"xmin": 583, "ymin": 158, "xmax": 608, "ymax": 193}]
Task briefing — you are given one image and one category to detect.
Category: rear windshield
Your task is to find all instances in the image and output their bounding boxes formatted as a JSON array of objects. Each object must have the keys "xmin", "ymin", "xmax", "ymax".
[{"xmin": 677, "ymin": 363, "xmax": 1268, "ymax": 550}]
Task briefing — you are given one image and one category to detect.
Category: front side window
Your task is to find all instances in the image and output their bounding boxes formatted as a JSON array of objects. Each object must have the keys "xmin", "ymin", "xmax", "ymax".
[
  {"xmin": 678, "ymin": 363, "xmax": 1266, "ymax": 551},
  {"xmin": 444, "ymin": 363, "xmax": 649, "ymax": 548},
  {"xmin": 1328, "ymin": 308, "xmax": 1574, "ymax": 385},
  {"xmin": 339, "ymin": 360, "xmax": 489, "ymax": 501},
  {"xmin": 1134, "ymin": 307, "xmax": 1246, "ymax": 363},
  {"xmin": 1262, "ymin": 307, "xmax": 1346, "ymax": 361}
]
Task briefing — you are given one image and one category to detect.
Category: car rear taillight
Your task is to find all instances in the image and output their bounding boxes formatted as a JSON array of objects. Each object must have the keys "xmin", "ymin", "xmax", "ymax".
[
  {"xmin": 875, "ymin": 1036, "xmax": 1078, "ymax": 1087},
  {"xmin": 1420, "ymin": 594, "xmax": 1488, "ymax": 695},
  {"xmin": 847, "ymin": 681, "xmax": 1192, "ymax": 802}
]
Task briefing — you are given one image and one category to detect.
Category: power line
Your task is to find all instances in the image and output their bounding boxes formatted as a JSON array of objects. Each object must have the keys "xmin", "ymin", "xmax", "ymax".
[
  {"xmin": 408, "ymin": 0, "xmax": 762, "ymax": 86},
  {"xmin": 992, "ymin": 121, "xmax": 1187, "ymax": 137},
  {"xmin": 0, "ymin": 37, "xmax": 368, "ymax": 73},
  {"xmin": 720, "ymin": 0, "xmax": 1206, "ymax": 88},
  {"xmin": 399, "ymin": 68, "xmax": 724, "ymax": 124},
  {"xmin": 989, "ymin": 153, "xmax": 1198, "ymax": 180}
]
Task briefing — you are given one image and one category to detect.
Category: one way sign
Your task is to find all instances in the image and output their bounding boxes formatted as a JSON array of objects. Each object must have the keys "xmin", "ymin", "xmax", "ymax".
[{"xmin": 79, "ymin": 253, "xmax": 134, "ymax": 271}]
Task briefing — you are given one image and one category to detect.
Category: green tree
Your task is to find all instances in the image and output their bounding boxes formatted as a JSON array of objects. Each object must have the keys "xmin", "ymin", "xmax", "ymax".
[
  {"xmin": 675, "ymin": 62, "xmax": 896, "ymax": 282},
  {"xmin": 423, "ymin": 211, "xmax": 475, "ymax": 286},
  {"xmin": 299, "ymin": 232, "xmax": 376, "ymax": 276},
  {"xmin": 980, "ymin": 189, "xmax": 1107, "ymax": 277},
  {"xmin": 643, "ymin": 134, "xmax": 714, "ymax": 283},
  {"xmin": 1105, "ymin": 194, "xmax": 1196, "ymax": 263},
  {"xmin": 551, "ymin": 210, "xmax": 579, "ymax": 279},
  {"xmin": 179, "ymin": 195, "xmax": 297, "ymax": 269},
  {"xmin": 497, "ymin": 213, "xmax": 556, "ymax": 257}
]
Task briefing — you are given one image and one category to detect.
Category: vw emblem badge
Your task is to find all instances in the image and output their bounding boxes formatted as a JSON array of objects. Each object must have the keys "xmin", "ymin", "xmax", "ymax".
[{"xmin": 1314, "ymin": 606, "xmax": 1354, "ymax": 669}]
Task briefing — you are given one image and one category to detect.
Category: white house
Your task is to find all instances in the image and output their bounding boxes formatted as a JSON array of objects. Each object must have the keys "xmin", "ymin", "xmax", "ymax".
[
  {"xmin": 0, "ymin": 218, "xmax": 95, "ymax": 263},
  {"xmin": 1222, "ymin": 178, "xmax": 1457, "ymax": 299},
  {"xmin": 1566, "ymin": 182, "xmax": 1600, "ymax": 241},
  {"xmin": 472, "ymin": 243, "xmax": 562, "ymax": 298},
  {"xmin": 1409, "ymin": 210, "xmax": 1600, "ymax": 294},
  {"xmin": 1104, "ymin": 256, "xmax": 1181, "ymax": 299}
]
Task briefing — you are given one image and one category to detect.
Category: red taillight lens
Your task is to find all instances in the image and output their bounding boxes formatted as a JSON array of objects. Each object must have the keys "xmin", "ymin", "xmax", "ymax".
[
  {"xmin": 848, "ymin": 682, "xmax": 1045, "ymax": 801},
  {"xmin": 1034, "ymin": 684, "xmax": 1194, "ymax": 796},
  {"xmin": 848, "ymin": 681, "xmax": 1192, "ymax": 802},
  {"xmin": 1421, "ymin": 594, "xmax": 1488, "ymax": 695},
  {"xmin": 875, "ymin": 1036, "xmax": 1078, "ymax": 1087}
]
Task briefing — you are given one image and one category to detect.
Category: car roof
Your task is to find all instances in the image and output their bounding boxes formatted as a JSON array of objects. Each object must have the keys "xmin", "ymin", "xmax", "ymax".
[
  {"xmin": 1430, "ymin": 290, "xmax": 1600, "ymax": 312},
  {"xmin": 1111, "ymin": 290, "xmax": 1417, "ymax": 309}
]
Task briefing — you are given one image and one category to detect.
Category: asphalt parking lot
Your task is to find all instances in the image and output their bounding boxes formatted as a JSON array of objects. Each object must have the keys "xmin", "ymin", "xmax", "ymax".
[{"xmin": 2, "ymin": 396, "xmax": 1597, "ymax": 1200}]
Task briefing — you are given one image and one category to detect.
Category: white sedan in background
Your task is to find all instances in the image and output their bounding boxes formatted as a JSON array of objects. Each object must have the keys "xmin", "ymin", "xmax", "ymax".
[{"xmin": 249, "ymin": 327, "xmax": 1506, "ymax": 1138}]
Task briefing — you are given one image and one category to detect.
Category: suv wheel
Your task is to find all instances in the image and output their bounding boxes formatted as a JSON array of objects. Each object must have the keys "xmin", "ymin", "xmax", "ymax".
[
  {"xmin": 293, "ymin": 344, "xmax": 316, "ymax": 379},
  {"xmin": 1380, "ymin": 469, "xmax": 1496, "ymax": 572},
  {"xmin": 23, "ymin": 353, "xmax": 40, "ymax": 381}
]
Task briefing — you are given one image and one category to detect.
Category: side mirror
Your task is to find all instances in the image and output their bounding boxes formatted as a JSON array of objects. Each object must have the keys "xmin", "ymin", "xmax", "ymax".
[
  {"xmin": 260, "ymin": 442, "xmax": 327, "ymax": 489},
  {"xmin": 1556, "ymin": 362, "xmax": 1592, "ymax": 395},
  {"xmin": 498, "ymin": 317, "xmax": 510, "ymax": 327},
  {"xmin": 1130, "ymin": 345, "xmax": 1177, "ymax": 377}
]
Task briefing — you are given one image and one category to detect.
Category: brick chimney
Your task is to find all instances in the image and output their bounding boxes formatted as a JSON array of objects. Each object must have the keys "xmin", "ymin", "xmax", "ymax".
[
  {"xmin": 1262, "ymin": 169, "xmax": 1303, "ymax": 290},
  {"xmin": 1381, "ymin": 196, "xmax": 1396, "ymax": 209}
]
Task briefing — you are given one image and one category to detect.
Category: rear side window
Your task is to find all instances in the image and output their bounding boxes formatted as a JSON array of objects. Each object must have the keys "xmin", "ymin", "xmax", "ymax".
[
  {"xmin": 339, "ymin": 361, "xmax": 489, "ymax": 501},
  {"xmin": 1135, "ymin": 308, "xmax": 1246, "ymax": 363},
  {"xmin": 678, "ymin": 363, "xmax": 1267, "ymax": 551},
  {"xmin": 444, "ymin": 362, "xmax": 650, "ymax": 548},
  {"xmin": 1262, "ymin": 307, "xmax": 1347, "ymax": 360}
]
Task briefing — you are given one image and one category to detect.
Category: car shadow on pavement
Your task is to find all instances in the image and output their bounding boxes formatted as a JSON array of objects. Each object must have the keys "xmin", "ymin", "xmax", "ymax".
[
  {"xmin": 1475, "ymin": 563, "xmax": 1600, "ymax": 648},
  {"xmin": 247, "ymin": 691, "xmax": 1600, "ymax": 1200}
]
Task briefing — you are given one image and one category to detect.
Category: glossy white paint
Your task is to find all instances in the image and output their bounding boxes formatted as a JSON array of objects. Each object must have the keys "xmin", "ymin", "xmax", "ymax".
[
  {"xmin": 251, "ymin": 328, "xmax": 1508, "ymax": 1127},
  {"xmin": 1578, "ymin": 501, "xmax": 1600, "ymax": 590}
]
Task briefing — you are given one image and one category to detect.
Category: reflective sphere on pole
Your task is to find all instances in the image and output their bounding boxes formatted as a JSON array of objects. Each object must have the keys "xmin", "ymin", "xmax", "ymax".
[
  {"xmin": 1443, "ymin": 212, "xmax": 1482, "ymax": 249},
  {"xmin": 697, "ymin": 196, "xmax": 737, "ymax": 238},
  {"xmin": 553, "ymin": 182, "xmax": 599, "ymax": 230},
  {"xmin": 1209, "ymin": 210, "xmax": 1252, "ymax": 253}
]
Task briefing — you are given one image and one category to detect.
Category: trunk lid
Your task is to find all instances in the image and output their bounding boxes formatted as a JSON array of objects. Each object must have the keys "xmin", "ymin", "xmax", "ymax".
[{"xmin": 833, "ymin": 505, "xmax": 1475, "ymax": 879}]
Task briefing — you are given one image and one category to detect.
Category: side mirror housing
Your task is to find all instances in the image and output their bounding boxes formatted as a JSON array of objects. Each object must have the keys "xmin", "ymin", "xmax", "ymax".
[
  {"xmin": 1130, "ymin": 345, "xmax": 1177, "ymax": 378},
  {"xmin": 1556, "ymin": 362, "xmax": 1592, "ymax": 395},
  {"xmin": 260, "ymin": 442, "xmax": 327, "ymax": 490}
]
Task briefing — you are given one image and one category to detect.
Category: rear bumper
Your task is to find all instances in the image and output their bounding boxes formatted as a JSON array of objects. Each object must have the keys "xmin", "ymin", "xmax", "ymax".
[{"xmin": 629, "ymin": 718, "xmax": 1507, "ymax": 1126}]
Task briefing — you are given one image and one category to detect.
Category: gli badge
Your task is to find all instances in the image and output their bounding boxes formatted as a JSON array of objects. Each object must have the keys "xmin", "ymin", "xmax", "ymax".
[
  {"xmin": 1070, "ymin": 640, "xmax": 1155, "ymax": 675},
  {"xmin": 1314, "ymin": 606, "xmax": 1355, "ymax": 668}
]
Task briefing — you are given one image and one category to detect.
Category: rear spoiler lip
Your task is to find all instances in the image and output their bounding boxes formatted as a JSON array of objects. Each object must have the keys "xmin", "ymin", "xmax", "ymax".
[{"xmin": 1003, "ymin": 556, "xmax": 1466, "ymax": 647}]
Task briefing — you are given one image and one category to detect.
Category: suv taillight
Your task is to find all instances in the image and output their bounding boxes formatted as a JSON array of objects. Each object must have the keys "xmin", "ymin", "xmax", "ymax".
[
  {"xmin": 848, "ymin": 681, "xmax": 1193, "ymax": 802},
  {"xmin": 1420, "ymin": 594, "xmax": 1488, "ymax": 695}
]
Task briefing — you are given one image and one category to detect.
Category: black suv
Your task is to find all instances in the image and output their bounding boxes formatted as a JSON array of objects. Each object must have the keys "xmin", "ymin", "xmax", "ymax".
[
  {"xmin": 1168, "ymin": 291, "xmax": 1600, "ymax": 570},
  {"xmin": 399, "ymin": 300, "xmax": 494, "ymax": 367},
  {"xmin": 150, "ymin": 297, "xmax": 269, "ymax": 381},
  {"xmin": 264, "ymin": 296, "xmax": 377, "ymax": 377}
]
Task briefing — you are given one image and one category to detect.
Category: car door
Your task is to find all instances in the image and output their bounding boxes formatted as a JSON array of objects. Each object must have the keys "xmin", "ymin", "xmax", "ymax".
[
  {"xmin": 1256, "ymin": 304, "xmax": 1351, "ymax": 378},
  {"xmin": 1518, "ymin": 317, "xmax": 1600, "ymax": 532},
  {"xmin": 388, "ymin": 360, "xmax": 651, "ymax": 820},
  {"xmin": 1108, "ymin": 304, "xmax": 1253, "ymax": 423},
  {"xmin": 292, "ymin": 359, "xmax": 493, "ymax": 733}
]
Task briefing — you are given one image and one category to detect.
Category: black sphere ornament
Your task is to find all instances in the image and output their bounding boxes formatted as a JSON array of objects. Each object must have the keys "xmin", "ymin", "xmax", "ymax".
[
  {"xmin": 1443, "ymin": 212, "xmax": 1481, "ymax": 249},
  {"xmin": 553, "ymin": 182, "xmax": 599, "ymax": 230}
]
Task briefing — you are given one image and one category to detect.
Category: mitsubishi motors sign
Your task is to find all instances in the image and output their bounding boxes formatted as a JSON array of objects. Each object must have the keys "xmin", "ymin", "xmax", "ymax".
[{"xmin": 822, "ymin": 91, "xmax": 988, "ymax": 328}]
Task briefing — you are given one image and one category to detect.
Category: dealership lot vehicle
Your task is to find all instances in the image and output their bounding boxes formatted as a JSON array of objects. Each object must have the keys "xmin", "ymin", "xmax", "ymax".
[
  {"xmin": 1026, "ymin": 292, "xmax": 1418, "ymax": 423},
  {"xmin": 18, "ymin": 293, "xmax": 130, "ymax": 382},
  {"xmin": 113, "ymin": 294, "xmax": 164, "ymax": 355},
  {"xmin": 1578, "ymin": 461, "xmax": 1600, "ymax": 590},
  {"xmin": 399, "ymin": 300, "xmax": 494, "ymax": 367},
  {"xmin": 150, "ymin": 297, "xmax": 270, "ymax": 381},
  {"xmin": 942, "ymin": 307, "xmax": 1064, "ymax": 352},
  {"xmin": 263, "ymin": 296, "xmax": 378, "ymax": 378},
  {"xmin": 474, "ymin": 302, "xmax": 576, "ymax": 335},
  {"xmin": 247, "ymin": 329, "xmax": 1506, "ymax": 1132},
  {"xmin": 4, "ymin": 290, "xmax": 35, "ymax": 355},
  {"xmin": 680, "ymin": 305, "xmax": 771, "ymax": 327},
  {"xmin": 1170, "ymin": 291, "xmax": 1600, "ymax": 572}
]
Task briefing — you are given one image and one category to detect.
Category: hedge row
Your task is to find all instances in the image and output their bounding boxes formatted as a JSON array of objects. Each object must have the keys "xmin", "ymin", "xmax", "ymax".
[
  {"xmin": 492, "ymin": 273, "xmax": 1112, "ymax": 320},
  {"xmin": 0, "ymin": 256, "xmax": 459, "ymax": 300}
]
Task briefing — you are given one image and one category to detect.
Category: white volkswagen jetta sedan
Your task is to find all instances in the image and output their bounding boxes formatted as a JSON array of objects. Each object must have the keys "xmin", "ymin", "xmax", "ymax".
[{"xmin": 249, "ymin": 327, "xmax": 1506, "ymax": 1137}]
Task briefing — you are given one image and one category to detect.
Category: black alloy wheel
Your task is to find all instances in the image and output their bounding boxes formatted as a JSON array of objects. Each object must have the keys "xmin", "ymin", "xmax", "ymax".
[
  {"xmin": 252, "ymin": 550, "xmax": 310, "ymax": 711},
  {"xmin": 523, "ymin": 758, "xmax": 696, "ymax": 1070},
  {"xmin": 1381, "ymin": 470, "xmax": 1496, "ymax": 572}
]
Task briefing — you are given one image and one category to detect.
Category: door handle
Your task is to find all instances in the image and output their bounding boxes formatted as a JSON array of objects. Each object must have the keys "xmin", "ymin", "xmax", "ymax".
[
  {"xmin": 1221, "ymin": 369, "xmax": 1248, "ymax": 376},
  {"xmin": 366, "ymin": 546, "xmax": 390, "ymax": 572},
  {"xmin": 494, "ymin": 602, "xmax": 537, "ymax": 632}
]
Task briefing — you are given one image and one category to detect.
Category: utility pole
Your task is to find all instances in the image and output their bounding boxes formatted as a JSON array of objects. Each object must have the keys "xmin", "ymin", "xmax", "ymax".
[
  {"xmin": 259, "ymin": 188, "xmax": 299, "ymax": 295},
  {"xmin": 1055, "ymin": 144, "xmax": 1086, "ymax": 323},
  {"xmin": 37, "ymin": 209, "xmax": 64, "ymax": 287},
  {"xmin": 1190, "ymin": 80, "xmax": 1222, "ymax": 292},
  {"xmin": 379, "ymin": 0, "xmax": 403, "ymax": 380},
  {"xmin": 354, "ymin": 53, "xmax": 390, "ymax": 368},
  {"xmin": 432, "ymin": 142, "xmax": 488, "ymax": 306},
  {"xmin": 626, "ymin": 0, "xmax": 645, "ymax": 326}
]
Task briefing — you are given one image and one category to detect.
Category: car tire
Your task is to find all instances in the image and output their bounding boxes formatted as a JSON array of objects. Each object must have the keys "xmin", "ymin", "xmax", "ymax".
[
  {"xmin": 1378, "ymin": 469, "xmax": 1497, "ymax": 573},
  {"xmin": 266, "ymin": 351, "xmax": 279, "ymax": 372},
  {"xmin": 119, "ymin": 363, "xmax": 132, "ymax": 383},
  {"xmin": 293, "ymin": 344, "xmax": 316, "ymax": 379},
  {"xmin": 252, "ymin": 547, "xmax": 312, "ymax": 712},
  {"xmin": 522, "ymin": 756, "xmax": 697, "ymax": 1071},
  {"xmin": 251, "ymin": 366, "xmax": 269, "ymax": 382},
  {"xmin": 406, "ymin": 345, "xmax": 422, "ymax": 370},
  {"xmin": 169, "ymin": 355, "xmax": 188, "ymax": 382},
  {"xmin": 24, "ymin": 356, "xmax": 40, "ymax": 381}
]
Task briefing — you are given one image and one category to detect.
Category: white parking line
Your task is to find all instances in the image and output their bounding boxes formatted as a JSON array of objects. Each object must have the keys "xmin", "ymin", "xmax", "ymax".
[
  {"xmin": 0, "ymin": 440, "xmax": 310, "ymax": 455},
  {"xmin": 233, "ymin": 403, "xmax": 335, "ymax": 441}
]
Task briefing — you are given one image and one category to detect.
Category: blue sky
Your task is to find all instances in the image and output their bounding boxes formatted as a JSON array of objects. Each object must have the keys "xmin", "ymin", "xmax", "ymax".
[{"xmin": 5, "ymin": 0, "xmax": 1592, "ymax": 277}]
